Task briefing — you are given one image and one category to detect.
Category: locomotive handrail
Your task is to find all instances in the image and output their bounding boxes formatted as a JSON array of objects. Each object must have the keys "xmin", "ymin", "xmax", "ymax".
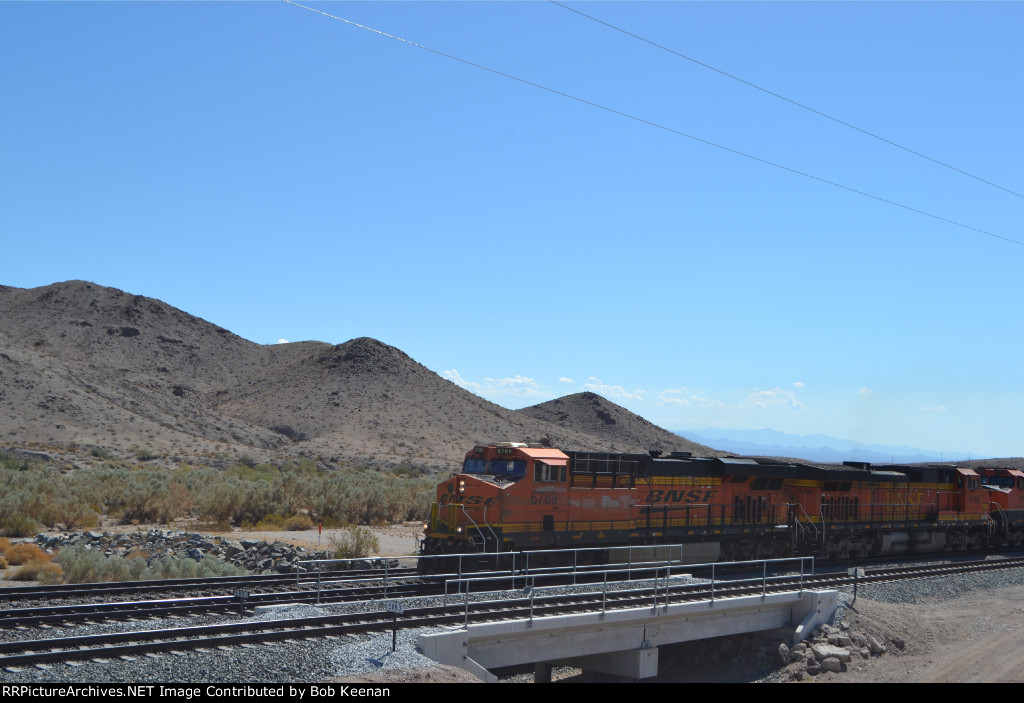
[
  {"xmin": 460, "ymin": 503, "xmax": 499, "ymax": 553},
  {"xmin": 988, "ymin": 501, "xmax": 1008, "ymax": 534}
]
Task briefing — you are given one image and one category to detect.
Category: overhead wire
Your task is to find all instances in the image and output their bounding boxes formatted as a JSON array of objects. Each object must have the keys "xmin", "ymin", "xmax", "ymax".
[
  {"xmin": 282, "ymin": 1, "xmax": 1024, "ymax": 248},
  {"xmin": 549, "ymin": 0, "xmax": 1024, "ymax": 203}
]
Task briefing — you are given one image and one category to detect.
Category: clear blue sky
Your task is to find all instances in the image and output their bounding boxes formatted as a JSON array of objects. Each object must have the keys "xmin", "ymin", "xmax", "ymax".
[{"xmin": 4, "ymin": 1, "xmax": 1023, "ymax": 457}]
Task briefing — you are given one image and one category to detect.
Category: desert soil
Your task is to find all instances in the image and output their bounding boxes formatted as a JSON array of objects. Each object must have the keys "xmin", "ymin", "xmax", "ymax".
[{"xmin": 804, "ymin": 584, "xmax": 1024, "ymax": 683}]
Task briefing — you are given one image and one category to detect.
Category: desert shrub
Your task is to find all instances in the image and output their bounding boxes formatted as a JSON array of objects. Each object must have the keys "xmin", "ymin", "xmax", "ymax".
[
  {"xmin": 0, "ymin": 555, "xmax": 8, "ymax": 570},
  {"xmin": 0, "ymin": 449, "xmax": 38, "ymax": 472},
  {"xmin": 49, "ymin": 495, "xmax": 100, "ymax": 530},
  {"xmin": 5, "ymin": 543, "xmax": 49, "ymax": 566},
  {"xmin": 0, "ymin": 537, "xmax": 11, "ymax": 554},
  {"xmin": 0, "ymin": 514, "xmax": 43, "ymax": 538},
  {"xmin": 253, "ymin": 513, "xmax": 287, "ymax": 530},
  {"xmin": 332, "ymin": 526, "xmax": 380, "ymax": 559},
  {"xmin": 284, "ymin": 515, "xmax": 313, "ymax": 531},
  {"xmin": 10, "ymin": 559, "xmax": 63, "ymax": 583},
  {"xmin": 142, "ymin": 554, "xmax": 245, "ymax": 580},
  {"xmin": 90, "ymin": 447, "xmax": 113, "ymax": 459},
  {"xmin": 56, "ymin": 545, "xmax": 244, "ymax": 583},
  {"xmin": 56, "ymin": 545, "xmax": 146, "ymax": 583}
]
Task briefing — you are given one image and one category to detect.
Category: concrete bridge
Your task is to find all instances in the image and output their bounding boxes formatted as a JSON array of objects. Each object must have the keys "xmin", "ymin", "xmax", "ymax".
[{"xmin": 419, "ymin": 587, "xmax": 839, "ymax": 682}]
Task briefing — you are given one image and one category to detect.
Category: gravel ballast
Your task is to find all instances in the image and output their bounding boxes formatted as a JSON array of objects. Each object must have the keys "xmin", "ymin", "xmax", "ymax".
[{"xmin": 5, "ymin": 560, "xmax": 1024, "ymax": 684}]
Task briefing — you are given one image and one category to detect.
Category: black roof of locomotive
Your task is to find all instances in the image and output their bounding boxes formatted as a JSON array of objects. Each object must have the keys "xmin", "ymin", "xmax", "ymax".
[{"xmin": 564, "ymin": 451, "xmax": 962, "ymax": 485}]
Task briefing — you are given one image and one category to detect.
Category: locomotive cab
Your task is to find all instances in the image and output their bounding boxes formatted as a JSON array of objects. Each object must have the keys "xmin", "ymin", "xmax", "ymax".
[{"xmin": 422, "ymin": 442, "xmax": 570, "ymax": 555}]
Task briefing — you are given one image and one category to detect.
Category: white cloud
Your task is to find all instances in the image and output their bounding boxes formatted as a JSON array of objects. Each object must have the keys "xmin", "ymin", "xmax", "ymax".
[
  {"xmin": 742, "ymin": 388, "xmax": 807, "ymax": 411},
  {"xmin": 657, "ymin": 388, "xmax": 726, "ymax": 409},
  {"xmin": 793, "ymin": 381, "xmax": 805, "ymax": 388},
  {"xmin": 922, "ymin": 405, "xmax": 948, "ymax": 412},
  {"xmin": 442, "ymin": 369, "xmax": 481, "ymax": 392},
  {"xmin": 859, "ymin": 387, "xmax": 873, "ymax": 396},
  {"xmin": 276, "ymin": 338, "xmax": 289, "ymax": 344},
  {"xmin": 558, "ymin": 377, "xmax": 574, "ymax": 384},
  {"xmin": 581, "ymin": 378, "xmax": 645, "ymax": 401},
  {"xmin": 443, "ymin": 370, "xmax": 548, "ymax": 400},
  {"xmin": 482, "ymin": 375, "xmax": 547, "ymax": 398}
]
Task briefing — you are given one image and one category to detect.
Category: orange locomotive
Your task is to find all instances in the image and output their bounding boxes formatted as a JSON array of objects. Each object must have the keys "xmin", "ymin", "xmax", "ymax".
[{"xmin": 422, "ymin": 442, "xmax": 1008, "ymax": 562}]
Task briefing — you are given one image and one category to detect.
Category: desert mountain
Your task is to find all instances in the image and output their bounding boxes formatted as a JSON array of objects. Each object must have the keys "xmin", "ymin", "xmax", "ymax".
[
  {"xmin": 0, "ymin": 281, "xmax": 717, "ymax": 470},
  {"xmin": 515, "ymin": 393, "xmax": 721, "ymax": 457}
]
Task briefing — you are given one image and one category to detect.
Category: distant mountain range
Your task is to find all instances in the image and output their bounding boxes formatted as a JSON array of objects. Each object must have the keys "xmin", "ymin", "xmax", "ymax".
[{"xmin": 678, "ymin": 428, "xmax": 988, "ymax": 465}]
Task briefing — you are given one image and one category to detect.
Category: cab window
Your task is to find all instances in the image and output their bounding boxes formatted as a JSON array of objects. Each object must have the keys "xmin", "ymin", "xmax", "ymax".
[
  {"xmin": 534, "ymin": 461, "xmax": 566, "ymax": 483},
  {"xmin": 490, "ymin": 459, "xmax": 526, "ymax": 478},
  {"xmin": 463, "ymin": 458, "xmax": 487, "ymax": 474}
]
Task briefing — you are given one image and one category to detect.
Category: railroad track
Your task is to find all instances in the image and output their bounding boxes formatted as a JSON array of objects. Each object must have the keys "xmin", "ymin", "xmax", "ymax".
[
  {"xmin": 0, "ymin": 580, "xmax": 442, "ymax": 629},
  {"xmin": 5, "ymin": 555, "xmax": 1024, "ymax": 671},
  {"xmin": 0, "ymin": 566, "xmax": 420, "ymax": 603}
]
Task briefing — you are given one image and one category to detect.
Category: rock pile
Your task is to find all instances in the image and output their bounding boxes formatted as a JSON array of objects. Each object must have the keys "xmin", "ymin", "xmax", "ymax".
[
  {"xmin": 661, "ymin": 620, "xmax": 904, "ymax": 682},
  {"xmin": 779, "ymin": 620, "xmax": 904, "ymax": 681},
  {"xmin": 34, "ymin": 529, "xmax": 337, "ymax": 574}
]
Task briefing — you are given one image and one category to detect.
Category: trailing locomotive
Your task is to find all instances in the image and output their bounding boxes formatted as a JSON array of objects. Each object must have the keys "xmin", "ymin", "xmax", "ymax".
[{"xmin": 421, "ymin": 442, "xmax": 1024, "ymax": 563}]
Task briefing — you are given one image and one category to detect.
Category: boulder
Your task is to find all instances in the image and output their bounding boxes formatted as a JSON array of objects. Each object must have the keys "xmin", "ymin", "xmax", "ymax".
[
  {"xmin": 821, "ymin": 657, "xmax": 843, "ymax": 673},
  {"xmin": 811, "ymin": 644, "xmax": 851, "ymax": 663}
]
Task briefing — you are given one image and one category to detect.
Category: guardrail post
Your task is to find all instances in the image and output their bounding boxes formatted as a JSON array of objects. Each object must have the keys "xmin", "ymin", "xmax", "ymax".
[
  {"xmin": 710, "ymin": 563, "xmax": 715, "ymax": 605},
  {"xmin": 383, "ymin": 558, "xmax": 389, "ymax": 599},
  {"xmin": 601, "ymin": 571, "xmax": 607, "ymax": 618},
  {"xmin": 663, "ymin": 567, "xmax": 670, "ymax": 612},
  {"xmin": 762, "ymin": 560, "xmax": 767, "ymax": 599},
  {"xmin": 651, "ymin": 567, "xmax": 659, "ymax": 612},
  {"xmin": 528, "ymin": 581, "xmax": 536, "ymax": 625},
  {"xmin": 463, "ymin": 582, "xmax": 470, "ymax": 630}
]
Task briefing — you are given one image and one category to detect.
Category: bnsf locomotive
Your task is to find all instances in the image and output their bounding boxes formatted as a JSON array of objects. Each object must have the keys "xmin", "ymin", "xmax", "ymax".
[{"xmin": 421, "ymin": 442, "xmax": 1024, "ymax": 562}]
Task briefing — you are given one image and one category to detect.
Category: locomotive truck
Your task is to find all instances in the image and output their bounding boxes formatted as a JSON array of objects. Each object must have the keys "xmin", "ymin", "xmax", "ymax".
[{"xmin": 421, "ymin": 442, "xmax": 1024, "ymax": 563}]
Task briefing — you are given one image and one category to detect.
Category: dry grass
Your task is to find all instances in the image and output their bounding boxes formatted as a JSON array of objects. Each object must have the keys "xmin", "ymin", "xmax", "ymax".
[
  {"xmin": 10, "ymin": 559, "xmax": 62, "ymax": 583},
  {"xmin": 4, "ymin": 542, "xmax": 50, "ymax": 566}
]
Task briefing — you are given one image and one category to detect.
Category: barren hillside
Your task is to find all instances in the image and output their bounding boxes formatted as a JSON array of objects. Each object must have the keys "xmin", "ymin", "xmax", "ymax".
[
  {"xmin": 515, "ymin": 392, "xmax": 724, "ymax": 457},
  {"xmin": 0, "ymin": 281, "xmax": 715, "ymax": 470}
]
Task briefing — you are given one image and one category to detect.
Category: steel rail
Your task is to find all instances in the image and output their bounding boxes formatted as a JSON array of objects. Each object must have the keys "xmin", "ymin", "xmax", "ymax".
[
  {"xmin": 6, "ymin": 556, "xmax": 1024, "ymax": 669},
  {"xmin": 0, "ymin": 567, "xmax": 419, "ymax": 602}
]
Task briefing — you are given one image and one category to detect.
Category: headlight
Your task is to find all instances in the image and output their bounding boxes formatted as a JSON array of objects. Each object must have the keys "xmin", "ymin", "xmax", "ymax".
[{"xmin": 456, "ymin": 526, "xmax": 463, "ymax": 534}]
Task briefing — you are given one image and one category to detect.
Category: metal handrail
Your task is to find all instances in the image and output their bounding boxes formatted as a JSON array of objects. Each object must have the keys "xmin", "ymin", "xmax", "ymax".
[{"xmin": 445, "ymin": 554, "xmax": 816, "ymax": 628}]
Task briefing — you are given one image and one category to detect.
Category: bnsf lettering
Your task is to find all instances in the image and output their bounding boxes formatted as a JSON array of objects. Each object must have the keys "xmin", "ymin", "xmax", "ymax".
[
  {"xmin": 530, "ymin": 491, "xmax": 559, "ymax": 507},
  {"xmin": 884, "ymin": 491, "xmax": 927, "ymax": 505},
  {"xmin": 645, "ymin": 489, "xmax": 714, "ymax": 504},
  {"xmin": 438, "ymin": 495, "xmax": 496, "ymax": 507}
]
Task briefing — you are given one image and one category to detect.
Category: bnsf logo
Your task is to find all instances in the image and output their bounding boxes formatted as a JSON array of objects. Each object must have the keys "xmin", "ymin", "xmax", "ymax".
[
  {"xmin": 438, "ymin": 494, "xmax": 497, "ymax": 507},
  {"xmin": 646, "ymin": 489, "xmax": 715, "ymax": 504}
]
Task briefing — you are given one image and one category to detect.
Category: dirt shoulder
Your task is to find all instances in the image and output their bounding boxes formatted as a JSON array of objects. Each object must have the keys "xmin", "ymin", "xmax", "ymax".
[{"xmin": 812, "ymin": 585, "xmax": 1024, "ymax": 683}]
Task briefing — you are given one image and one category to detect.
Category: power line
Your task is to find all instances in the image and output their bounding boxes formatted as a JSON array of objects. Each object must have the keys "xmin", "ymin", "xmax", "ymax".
[
  {"xmin": 550, "ymin": 0, "xmax": 1024, "ymax": 202},
  {"xmin": 283, "ymin": 1, "xmax": 1024, "ymax": 248}
]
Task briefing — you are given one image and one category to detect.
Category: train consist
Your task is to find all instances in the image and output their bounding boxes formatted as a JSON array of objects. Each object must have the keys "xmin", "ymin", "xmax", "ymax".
[{"xmin": 422, "ymin": 442, "xmax": 1024, "ymax": 563}]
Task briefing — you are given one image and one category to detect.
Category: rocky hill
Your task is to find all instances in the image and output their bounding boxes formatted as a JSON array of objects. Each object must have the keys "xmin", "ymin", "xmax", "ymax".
[
  {"xmin": 515, "ymin": 392, "xmax": 722, "ymax": 457},
  {"xmin": 0, "ymin": 281, "xmax": 717, "ymax": 470}
]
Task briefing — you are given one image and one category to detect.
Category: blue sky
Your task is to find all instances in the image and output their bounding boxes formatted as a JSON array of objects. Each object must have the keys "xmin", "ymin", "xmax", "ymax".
[{"xmin": 4, "ymin": 1, "xmax": 1023, "ymax": 457}]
